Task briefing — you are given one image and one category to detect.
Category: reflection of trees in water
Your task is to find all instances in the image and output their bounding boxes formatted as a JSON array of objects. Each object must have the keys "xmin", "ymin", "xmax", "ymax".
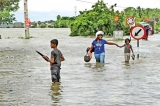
[{"xmin": 50, "ymin": 84, "xmax": 62, "ymax": 105}]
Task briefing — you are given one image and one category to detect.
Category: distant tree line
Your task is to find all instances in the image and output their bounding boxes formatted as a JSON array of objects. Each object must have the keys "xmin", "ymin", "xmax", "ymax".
[
  {"xmin": 53, "ymin": 0, "xmax": 160, "ymax": 36},
  {"xmin": 1, "ymin": 0, "xmax": 160, "ymax": 36}
]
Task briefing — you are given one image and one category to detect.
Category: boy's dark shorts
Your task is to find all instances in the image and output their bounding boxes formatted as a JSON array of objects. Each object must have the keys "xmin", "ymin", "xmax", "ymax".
[{"xmin": 51, "ymin": 69, "xmax": 60, "ymax": 82}]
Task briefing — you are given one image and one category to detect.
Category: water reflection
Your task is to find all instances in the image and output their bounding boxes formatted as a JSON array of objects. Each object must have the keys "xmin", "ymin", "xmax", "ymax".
[
  {"xmin": 84, "ymin": 62, "xmax": 105, "ymax": 68},
  {"xmin": 124, "ymin": 62, "xmax": 130, "ymax": 66},
  {"xmin": 50, "ymin": 83, "xmax": 62, "ymax": 105},
  {"xmin": 0, "ymin": 89, "xmax": 4, "ymax": 106}
]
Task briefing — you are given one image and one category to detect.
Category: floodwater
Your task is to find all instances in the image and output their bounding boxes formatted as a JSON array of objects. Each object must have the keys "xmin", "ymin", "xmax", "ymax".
[{"xmin": 0, "ymin": 28, "xmax": 160, "ymax": 106}]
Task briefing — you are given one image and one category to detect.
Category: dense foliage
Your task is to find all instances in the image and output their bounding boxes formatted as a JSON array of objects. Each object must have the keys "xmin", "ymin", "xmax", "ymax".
[
  {"xmin": 0, "ymin": 0, "xmax": 20, "ymax": 24},
  {"xmin": 70, "ymin": 1, "xmax": 117, "ymax": 36},
  {"xmin": 53, "ymin": 0, "xmax": 160, "ymax": 36},
  {"xmin": 40, "ymin": 23, "xmax": 46, "ymax": 28},
  {"xmin": 54, "ymin": 16, "xmax": 76, "ymax": 28}
]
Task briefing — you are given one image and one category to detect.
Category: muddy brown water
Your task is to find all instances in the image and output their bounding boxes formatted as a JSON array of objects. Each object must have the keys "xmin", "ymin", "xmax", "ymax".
[{"xmin": 0, "ymin": 28, "xmax": 160, "ymax": 106}]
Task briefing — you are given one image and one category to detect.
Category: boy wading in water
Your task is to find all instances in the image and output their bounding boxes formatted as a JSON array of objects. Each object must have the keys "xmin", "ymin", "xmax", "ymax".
[
  {"xmin": 43, "ymin": 39, "xmax": 65, "ymax": 84},
  {"xmin": 119, "ymin": 38, "xmax": 135, "ymax": 63}
]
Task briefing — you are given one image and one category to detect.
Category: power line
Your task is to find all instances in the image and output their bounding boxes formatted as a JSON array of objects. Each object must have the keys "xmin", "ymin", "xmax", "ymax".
[
  {"xmin": 76, "ymin": 0, "xmax": 126, "ymax": 9},
  {"xmin": 76, "ymin": 0, "xmax": 95, "ymax": 4},
  {"xmin": 76, "ymin": 0, "xmax": 160, "ymax": 9},
  {"xmin": 75, "ymin": 6, "xmax": 77, "ymax": 16}
]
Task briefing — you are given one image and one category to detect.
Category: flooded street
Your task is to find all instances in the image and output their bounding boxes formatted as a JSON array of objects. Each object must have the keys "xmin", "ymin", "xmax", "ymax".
[{"xmin": 0, "ymin": 28, "xmax": 160, "ymax": 106}]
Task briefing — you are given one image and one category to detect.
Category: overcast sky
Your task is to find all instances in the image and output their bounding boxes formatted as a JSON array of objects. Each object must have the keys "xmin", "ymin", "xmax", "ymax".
[{"xmin": 13, "ymin": 0, "xmax": 160, "ymax": 22}]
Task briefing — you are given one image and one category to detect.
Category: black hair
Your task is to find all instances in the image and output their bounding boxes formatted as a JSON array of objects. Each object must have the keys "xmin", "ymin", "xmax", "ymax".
[
  {"xmin": 50, "ymin": 39, "xmax": 58, "ymax": 46},
  {"xmin": 86, "ymin": 47, "xmax": 94, "ymax": 53},
  {"xmin": 125, "ymin": 38, "xmax": 130, "ymax": 43}
]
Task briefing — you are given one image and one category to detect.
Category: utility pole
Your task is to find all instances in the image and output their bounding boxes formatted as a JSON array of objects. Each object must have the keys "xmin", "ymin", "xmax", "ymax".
[
  {"xmin": 74, "ymin": 6, "xmax": 77, "ymax": 16},
  {"xmin": 24, "ymin": 0, "xmax": 29, "ymax": 38}
]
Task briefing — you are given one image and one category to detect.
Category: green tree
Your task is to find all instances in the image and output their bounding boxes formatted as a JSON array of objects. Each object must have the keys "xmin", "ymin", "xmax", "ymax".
[
  {"xmin": 0, "ymin": 0, "xmax": 20, "ymax": 24},
  {"xmin": 38, "ymin": 21, "xmax": 41, "ymax": 26},
  {"xmin": 30, "ymin": 21, "xmax": 37, "ymax": 28},
  {"xmin": 54, "ymin": 16, "xmax": 75, "ymax": 28},
  {"xmin": 40, "ymin": 23, "xmax": 46, "ymax": 28},
  {"xmin": 57, "ymin": 15, "xmax": 61, "ymax": 21},
  {"xmin": 52, "ymin": 0, "xmax": 160, "ymax": 35},
  {"xmin": 70, "ymin": 0, "xmax": 116, "ymax": 36}
]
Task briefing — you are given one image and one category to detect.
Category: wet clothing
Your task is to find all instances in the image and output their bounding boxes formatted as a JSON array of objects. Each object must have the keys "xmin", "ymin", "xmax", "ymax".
[
  {"xmin": 124, "ymin": 44, "xmax": 132, "ymax": 62},
  {"xmin": 124, "ymin": 53, "xmax": 130, "ymax": 62},
  {"xmin": 91, "ymin": 39, "xmax": 107, "ymax": 63},
  {"xmin": 50, "ymin": 49, "xmax": 62, "ymax": 70},
  {"xmin": 142, "ymin": 27, "xmax": 150, "ymax": 39},
  {"xmin": 92, "ymin": 39, "xmax": 107, "ymax": 54},
  {"xmin": 146, "ymin": 28, "xmax": 150, "ymax": 35},
  {"xmin": 51, "ymin": 69, "xmax": 60, "ymax": 82},
  {"xmin": 50, "ymin": 49, "xmax": 63, "ymax": 82},
  {"xmin": 94, "ymin": 52, "xmax": 105, "ymax": 63},
  {"xmin": 145, "ymin": 27, "xmax": 150, "ymax": 39},
  {"xmin": 124, "ymin": 44, "xmax": 132, "ymax": 53}
]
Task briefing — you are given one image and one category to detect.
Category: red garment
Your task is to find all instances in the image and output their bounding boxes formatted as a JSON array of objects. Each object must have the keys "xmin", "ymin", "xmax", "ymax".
[
  {"xmin": 142, "ymin": 34, "xmax": 148, "ymax": 39},
  {"xmin": 142, "ymin": 27, "xmax": 150, "ymax": 39}
]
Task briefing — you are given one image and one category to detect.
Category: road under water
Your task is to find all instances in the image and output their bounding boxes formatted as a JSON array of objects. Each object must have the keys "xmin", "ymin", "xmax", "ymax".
[{"xmin": 0, "ymin": 28, "xmax": 160, "ymax": 106}]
